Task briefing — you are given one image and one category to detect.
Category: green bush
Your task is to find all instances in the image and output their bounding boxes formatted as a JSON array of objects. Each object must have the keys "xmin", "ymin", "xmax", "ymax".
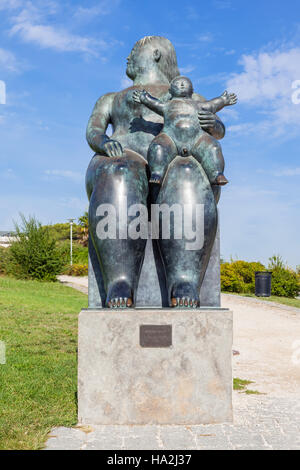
[
  {"xmin": 220, "ymin": 263, "xmax": 244, "ymax": 293},
  {"xmin": 221, "ymin": 260, "xmax": 266, "ymax": 294},
  {"xmin": 9, "ymin": 215, "xmax": 64, "ymax": 281},
  {"xmin": 268, "ymin": 256, "xmax": 299, "ymax": 298},
  {"xmin": 42, "ymin": 223, "xmax": 82, "ymax": 242},
  {"xmin": 0, "ymin": 247, "xmax": 11, "ymax": 275},
  {"xmin": 63, "ymin": 264, "xmax": 88, "ymax": 276},
  {"xmin": 221, "ymin": 256, "xmax": 300, "ymax": 298},
  {"xmin": 58, "ymin": 240, "xmax": 88, "ymax": 265}
]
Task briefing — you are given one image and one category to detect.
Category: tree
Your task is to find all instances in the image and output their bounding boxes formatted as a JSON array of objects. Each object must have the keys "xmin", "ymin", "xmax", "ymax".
[
  {"xmin": 268, "ymin": 255, "xmax": 299, "ymax": 298},
  {"xmin": 78, "ymin": 211, "xmax": 89, "ymax": 247},
  {"xmin": 9, "ymin": 215, "xmax": 64, "ymax": 281}
]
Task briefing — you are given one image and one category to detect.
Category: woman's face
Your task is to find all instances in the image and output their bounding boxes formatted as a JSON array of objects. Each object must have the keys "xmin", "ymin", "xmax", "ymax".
[{"xmin": 126, "ymin": 44, "xmax": 156, "ymax": 80}]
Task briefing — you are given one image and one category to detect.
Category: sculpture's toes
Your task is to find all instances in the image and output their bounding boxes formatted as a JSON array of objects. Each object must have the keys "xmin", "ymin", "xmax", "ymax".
[
  {"xmin": 107, "ymin": 280, "xmax": 133, "ymax": 308},
  {"xmin": 171, "ymin": 296, "xmax": 199, "ymax": 309},
  {"xmin": 171, "ymin": 282, "xmax": 200, "ymax": 308},
  {"xmin": 108, "ymin": 297, "xmax": 133, "ymax": 309},
  {"xmin": 149, "ymin": 173, "xmax": 162, "ymax": 185}
]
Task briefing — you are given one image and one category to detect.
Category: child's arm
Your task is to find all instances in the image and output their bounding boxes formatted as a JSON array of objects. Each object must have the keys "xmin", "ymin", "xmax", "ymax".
[
  {"xmin": 133, "ymin": 89, "xmax": 165, "ymax": 116},
  {"xmin": 200, "ymin": 91, "xmax": 237, "ymax": 114}
]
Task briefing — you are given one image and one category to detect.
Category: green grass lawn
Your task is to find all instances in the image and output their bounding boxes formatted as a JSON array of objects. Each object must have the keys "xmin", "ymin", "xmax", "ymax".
[
  {"xmin": 223, "ymin": 292, "xmax": 300, "ymax": 309},
  {"xmin": 0, "ymin": 276, "xmax": 87, "ymax": 450}
]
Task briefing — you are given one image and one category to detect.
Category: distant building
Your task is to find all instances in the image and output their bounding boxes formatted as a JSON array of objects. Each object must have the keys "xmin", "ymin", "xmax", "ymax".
[{"xmin": 0, "ymin": 231, "xmax": 16, "ymax": 247}]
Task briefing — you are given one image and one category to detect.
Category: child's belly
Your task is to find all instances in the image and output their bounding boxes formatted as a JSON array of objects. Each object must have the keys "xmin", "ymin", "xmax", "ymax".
[{"xmin": 163, "ymin": 117, "xmax": 204, "ymax": 153}]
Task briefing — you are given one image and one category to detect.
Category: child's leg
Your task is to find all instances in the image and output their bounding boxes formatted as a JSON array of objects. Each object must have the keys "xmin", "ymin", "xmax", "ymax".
[
  {"xmin": 192, "ymin": 134, "xmax": 228, "ymax": 185},
  {"xmin": 148, "ymin": 132, "xmax": 178, "ymax": 184}
]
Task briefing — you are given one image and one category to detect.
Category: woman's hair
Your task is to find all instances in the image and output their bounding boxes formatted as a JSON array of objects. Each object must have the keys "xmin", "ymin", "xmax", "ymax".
[{"xmin": 133, "ymin": 36, "xmax": 180, "ymax": 83}]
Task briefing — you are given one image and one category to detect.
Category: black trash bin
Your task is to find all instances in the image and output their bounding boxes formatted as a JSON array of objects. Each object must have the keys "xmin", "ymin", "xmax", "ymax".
[{"xmin": 255, "ymin": 271, "xmax": 272, "ymax": 297}]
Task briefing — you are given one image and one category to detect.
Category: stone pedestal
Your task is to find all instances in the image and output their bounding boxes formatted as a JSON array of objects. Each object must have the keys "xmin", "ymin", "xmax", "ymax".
[{"xmin": 78, "ymin": 308, "xmax": 233, "ymax": 425}]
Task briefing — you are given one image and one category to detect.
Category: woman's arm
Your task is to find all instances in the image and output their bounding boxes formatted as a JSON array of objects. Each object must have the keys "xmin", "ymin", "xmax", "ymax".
[{"xmin": 86, "ymin": 92, "xmax": 123, "ymax": 157}]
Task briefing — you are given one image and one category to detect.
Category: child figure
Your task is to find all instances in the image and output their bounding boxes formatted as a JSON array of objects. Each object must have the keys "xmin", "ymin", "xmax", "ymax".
[{"xmin": 133, "ymin": 76, "xmax": 237, "ymax": 185}]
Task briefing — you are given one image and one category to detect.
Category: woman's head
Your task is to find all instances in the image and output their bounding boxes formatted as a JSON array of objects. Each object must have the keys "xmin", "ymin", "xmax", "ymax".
[{"xmin": 126, "ymin": 36, "xmax": 180, "ymax": 83}]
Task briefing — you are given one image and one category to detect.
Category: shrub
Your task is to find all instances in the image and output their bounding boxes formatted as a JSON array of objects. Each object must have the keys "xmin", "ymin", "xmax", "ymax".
[
  {"xmin": 268, "ymin": 256, "xmax": 299, "ymax": 298},
  {"xmin": 58, "ymin": 240, "xmax": 88, "ymax": 265},
  {"xmin": 63, "ymin": 264, "xmax": 88, "ymax": 276},
  {"xmin": 42, "ymin": 223, "xmax": 82, "ymax": 242},
  {"xmin": 221, "ymin": 256, "xmax": 300, "ymax": 298},
  {"xmin": 9, "ymin": 215, "xmax": 64, "ymax": 281},
  {"xmin": 221, "ymin": 260, "xmax": 266, "ymax": 294},
  {"xmin": 0, "ymin": 247, "xmax": 11, "ymax": 275},
  {"xmin": 220, "ymin": 263, "xmax": 244, "ymax": 293}
]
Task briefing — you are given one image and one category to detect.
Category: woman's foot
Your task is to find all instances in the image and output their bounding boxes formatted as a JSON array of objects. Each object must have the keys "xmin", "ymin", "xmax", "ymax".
[
  {"xmin": 149, "ymin": 173, "xmax": 162, "ymax": 184},
  {"xmin": 170, "ymin": 281, "xmax": 200, "ymax": 308},
  {"xmin": 107, "ymin": 280, "xmax": 133, "ymax": 308}
]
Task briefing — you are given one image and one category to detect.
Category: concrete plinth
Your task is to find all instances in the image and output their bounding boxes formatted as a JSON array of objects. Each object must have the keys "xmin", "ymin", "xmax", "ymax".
[{"xmin": 78, "ymin": 309, "xmax": 233, "ymax": 425}]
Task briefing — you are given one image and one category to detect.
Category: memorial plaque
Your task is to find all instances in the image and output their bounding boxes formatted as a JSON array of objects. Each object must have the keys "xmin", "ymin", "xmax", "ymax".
[{"xmin": 140, "ymin": 324, "xmax": 172, "ymax": 348}]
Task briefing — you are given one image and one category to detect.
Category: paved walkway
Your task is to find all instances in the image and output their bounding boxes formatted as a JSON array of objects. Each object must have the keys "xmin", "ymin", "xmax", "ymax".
[
  {"xmin": 57, "ymin": 275, "xmax": 88, "ymax": 295},
  {"xmin": 47, "ymin": 281, "xmax": 300, "ymax": 450},
  {"xmin": 45, "ymin": 394, "xmax": 300, "ymax": 450}
]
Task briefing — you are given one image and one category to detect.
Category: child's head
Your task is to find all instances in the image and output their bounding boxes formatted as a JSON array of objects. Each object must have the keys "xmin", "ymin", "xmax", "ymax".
[{"xmin": 170, "ymin": 76, "xmax": 193, "ymax": 98}]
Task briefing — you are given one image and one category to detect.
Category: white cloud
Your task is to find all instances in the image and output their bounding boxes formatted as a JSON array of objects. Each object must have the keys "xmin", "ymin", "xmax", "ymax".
[
  {"xmin": 0, "ymin": 0, "xmax": 22, "ymax": 10},
  {"xmin": 226, "ymin": 47, "xmax": 300, "ymax": 137},
  {"xmin": 44, "ymin": 169, "xmax": 83, "ymax": 183},
  {"xmin": 220, "ymin": 106, "xmax": 239, "ymax": 122},
  {"xmin": 258, "ymin": 167, "xmax": 300, "ymax": 177},
  {"xmin": 10, "ymin": 6, "xmax": 105, "ymax": 56},
  {"xmin": 0, "ymin": 48, "xmax": 19, "ymax": 72},
  {"xmin": 2, "ymin": 1, "xmax": 111, "ymax": 57},
  {"xmin": 1, "ymin": 168, "xmax": 16, "ymax": 179},
  {"xmin": 58, "ymin": 196, "xmax": 87, "ymax": 211},
  {"xmin": 274, "ymin": 167, "xmax": 300, "ymax": 177},
  {"xmin": 11, "ymin": 22, "xmax": 103, "ymax": 55},
  {"xmin": 227, "ymin": 48, "xmax": 300, "ymax": 103},
  {"xmin": 73, "ymin": 0, "xmax": 120, "ymax": 20},
  {"xmin": 225, "ymin": 49, "xmax": 236, "ymax": 56},
  {"xmin": 179, "ymin": 65, "xmax": 195, "ymax": 74},
  {"xmin": 196, "ymin": 33, "xmax": 214, "ymax": 43}
]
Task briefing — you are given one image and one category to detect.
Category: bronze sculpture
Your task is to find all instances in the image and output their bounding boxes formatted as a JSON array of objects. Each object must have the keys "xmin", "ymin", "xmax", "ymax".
[{"xmin": 86, "ymin": 36, "xmax": 231, "ymax": 309}]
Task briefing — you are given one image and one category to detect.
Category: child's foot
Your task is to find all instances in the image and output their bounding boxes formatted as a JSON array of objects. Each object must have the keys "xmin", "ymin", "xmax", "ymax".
[
  {"xmin": 214, "ymin": 174, "xmax": 228, "ymax": 186},
  {"xmin": 149, "ymin": 173, "xmax": 162, "ymax": 184}
]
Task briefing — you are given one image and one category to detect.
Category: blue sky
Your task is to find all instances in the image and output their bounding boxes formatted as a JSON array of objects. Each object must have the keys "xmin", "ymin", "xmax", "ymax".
[{"xmin": 0, "ymin": 0, "xmax": 299, "ymax": 267}]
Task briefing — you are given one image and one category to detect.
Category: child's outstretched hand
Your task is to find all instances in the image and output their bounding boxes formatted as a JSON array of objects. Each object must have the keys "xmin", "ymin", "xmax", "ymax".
[
  {"xmin": 133, "ymin": 89, "xmax": 149, "ymax": 104},
  {"xmin": 222, "ymin": 90, "xmax": 238, "ymax": 106}
]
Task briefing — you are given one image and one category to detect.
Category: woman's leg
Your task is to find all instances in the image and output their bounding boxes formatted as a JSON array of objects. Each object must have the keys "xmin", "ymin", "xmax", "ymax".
[
  {"xmin": 155, "ymin": 155, "xmax": 218, "ymax": 307},
  {"xmin": 87, "ymin": 149, "xmax": 149, "ymax": 308}
]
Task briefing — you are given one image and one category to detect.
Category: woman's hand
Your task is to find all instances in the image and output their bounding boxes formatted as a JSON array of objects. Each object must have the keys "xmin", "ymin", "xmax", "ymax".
[
  {"xmin": 102, "ymin": 139, "xmax": 123, "ymax": 157},
  {"xmin": 198, "ymin": 110, "xmax": 219, "ymax": 132}
]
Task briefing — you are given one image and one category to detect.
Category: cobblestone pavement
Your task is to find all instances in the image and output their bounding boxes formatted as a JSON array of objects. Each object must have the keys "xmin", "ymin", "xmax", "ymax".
[{"xmin": 45, "ymin": 393, "xmax": 300, "ymax": 450}]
